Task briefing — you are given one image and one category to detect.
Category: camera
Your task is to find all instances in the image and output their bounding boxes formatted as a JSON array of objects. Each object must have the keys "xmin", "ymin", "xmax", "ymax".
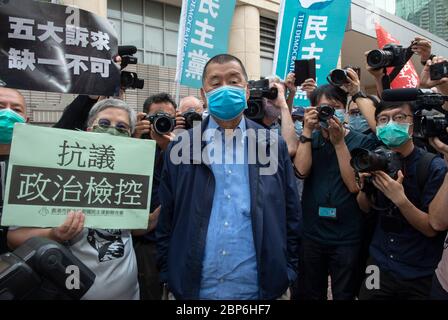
[
  {"xmin": 327, "ymin": 66, "xmax": 360, "ymax": 87},
  {"xmin": 244, "ymin": 79, "xmax": 278, "ymax": 121},
  {"xmin": 351, "ymin": 147, "xmax": 402, "ymax": 177},
  {"xmin": 120, "ymin": 72, "xmax": 144, "ymax": 90},
  {"xmin": 0, "ymin": 237, "xmax": 95, "ymax": 300},
  {"xmin": 182, "ymin": 109, "xmax": 202, "ymax": 129},
  {"xmin": 367, "ymin": 43, "xmax": 409, "ymax": 69},
  {"xmin": 316, "ymin": 104, "xmax": 335, "ymax": 123},
  {"xmin": 118, "ymin": 45, "xmax": 145, "ymax": 90},
  {"xmin": 351, "ymin": 147, "xmax": 402, "ymax": 195},
  {"xmin": 146, "ymin": 112, "xmax": 176, "ymax": 135},
  {"xmin": 414, "ymin": 113, "xmax": 448, "ymax": 144},
  {"xmin": 430, "ymin": 61, "xmax": 448, "ymax": 81}
]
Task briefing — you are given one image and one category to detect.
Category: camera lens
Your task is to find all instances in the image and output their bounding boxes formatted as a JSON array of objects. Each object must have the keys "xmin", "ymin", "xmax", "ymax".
[
  {"xmin": 245, "ymin": 100, "xmax": 262, "ymax": 119},
  {"xmin": 422, "ymin": 116, "xmax": 448, "ymax": 137},
  {"xmin": 154, "ymin": 116, "xmax": 174, "ymax": 135},
  {"xmin": 351, "ymin": 148, "xmax": 389, "ymax": 172},
  {"xmin": 318, "ymin": 105, "xmax": 335, "ymax": 122},
  {"xmin": 367, "ymin": 50, "xmax": 394, "ymax": 69},
  {"xmin": 330, "ymin": 69, "xmax": 349, "ymax": 86}
]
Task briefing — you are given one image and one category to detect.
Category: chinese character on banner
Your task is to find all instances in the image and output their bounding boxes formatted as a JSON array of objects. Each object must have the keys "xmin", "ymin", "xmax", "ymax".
[
  {"xmin": 176, "ymin": 0, "xmax": 236, "ymax": 89},
  {"xmin": 185, "ymin": 49, "xmax": 210, "ymax": 80},
  {"xmin": 374, "ymin": 23, "xmax": 419, "ymax": 89}
]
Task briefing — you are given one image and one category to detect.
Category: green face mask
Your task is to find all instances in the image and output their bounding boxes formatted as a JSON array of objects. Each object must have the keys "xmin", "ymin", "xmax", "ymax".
[
  {"xmin": 0, "ymin": 108, "xmax": 26, "ymax": 144},
  {"xmin": 376, "ymin": 122, "xmax": 411, "ymax": 148},
  {"xmin": 92, "ymin": 125, "xmax": 130, "ymax": 137}
]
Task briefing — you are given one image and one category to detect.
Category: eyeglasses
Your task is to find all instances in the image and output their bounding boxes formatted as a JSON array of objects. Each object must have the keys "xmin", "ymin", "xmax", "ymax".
[
  {"xmin": 348, "ymin": 109, "xmax": 361, "ymax": 116},
  {"xmin": 376, "ymin": 113, "xmax": 413, "ymax": 125},
  {"xmin": 94, "ymin": 118, "xmax": 130, "ymax": 135}
]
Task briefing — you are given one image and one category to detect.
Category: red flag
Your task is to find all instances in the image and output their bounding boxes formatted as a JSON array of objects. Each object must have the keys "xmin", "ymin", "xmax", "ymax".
[{"xmin": 374, "ymin": 23, "xmax": 419, "ymax": 89}]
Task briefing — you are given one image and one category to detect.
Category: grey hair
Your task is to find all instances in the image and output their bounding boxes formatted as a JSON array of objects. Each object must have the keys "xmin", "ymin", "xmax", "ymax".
[{"xmin": 87, "ymin": 98, "xmax": 137, "ymax": 134}]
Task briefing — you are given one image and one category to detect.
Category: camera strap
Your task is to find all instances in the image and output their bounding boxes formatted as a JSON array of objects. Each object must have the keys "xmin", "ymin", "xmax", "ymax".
[{"xmin": 381, "ymin": 47, "xmax": 415, "ymax": 90}]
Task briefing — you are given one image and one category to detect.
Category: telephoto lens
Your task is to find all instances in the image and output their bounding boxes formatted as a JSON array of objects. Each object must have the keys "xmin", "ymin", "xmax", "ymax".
[
  {"xmin": 367, "ymin": 49, "xmax": 394, "ymax": 69},
  {"xmin": 350, "ymin": 147, "xmax": 402, "ymax": 178},
  {"xmin": 366, "ymin": 44, "xmax": 408, "ymax": 69},
  {"xmin": 146, "ymin": 113, "xmax": 176, "ymax": 135},
  {"xmin": 329, "ymin": 69, "xmax": 349, "ymax": 86}
]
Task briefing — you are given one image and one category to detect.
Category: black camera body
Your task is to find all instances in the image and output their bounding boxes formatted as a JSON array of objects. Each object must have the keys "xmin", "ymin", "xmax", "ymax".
[
  {"xmin": 244, "ymin": 79, "xmax": 278, "ymax": 121},
  {"xmin": 146, "ymin": 112, "xmax": 176, "ymax": 135},
  {"xmin": 120, "ymin": 71, "xmax": 144, "ymax": 90},
  {"xmin": 118, "ymin": 45, "xmax": 145, "ymax": 90},
  {"xmin": 414, "ymin": 113, "xmax": 448, "ymax": 144},
  {"xmin": 182, "ymin": 109, "xmax": 202, "ymax": 130},
  {"xmin": 430, "ymin": 61, "xmax": 448, "ymax": 81},
  {"xmin": 367, "ymin": 43, "xmax": 409, "ymax": 69},
  {"xmin": 0, "ymin": 237, "xmax": 95, "ymax": 300}
]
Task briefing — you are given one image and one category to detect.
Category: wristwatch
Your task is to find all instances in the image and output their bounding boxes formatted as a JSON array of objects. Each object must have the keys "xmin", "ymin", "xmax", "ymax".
[
  {"xmin": 352, "ymin": 91, "xmax": 367, "ymax": 103},
  {"xmin": 299, "ymin": 135, "xmax": 312, "ymax": 143},
  {"xmin": 421, "ymin": 54, "xmax": 436, "ymax": 66}
]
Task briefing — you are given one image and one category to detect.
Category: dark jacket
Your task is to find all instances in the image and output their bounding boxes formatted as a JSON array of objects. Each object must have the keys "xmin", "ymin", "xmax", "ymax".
[{"xmin": 156, "ymin": 116, "xmax": 301, "ymax": 300}]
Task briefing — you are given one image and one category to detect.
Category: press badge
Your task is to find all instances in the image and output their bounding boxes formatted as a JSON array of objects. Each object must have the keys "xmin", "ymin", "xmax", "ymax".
[{"xmin": 318, "ymin": 207, "xmax": 337, "ymax": 219}]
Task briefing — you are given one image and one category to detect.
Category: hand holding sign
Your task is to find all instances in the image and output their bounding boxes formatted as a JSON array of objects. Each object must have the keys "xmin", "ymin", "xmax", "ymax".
[{"xmin": 50, "ymin": 210, "xmax": 85, "ymax": 242}]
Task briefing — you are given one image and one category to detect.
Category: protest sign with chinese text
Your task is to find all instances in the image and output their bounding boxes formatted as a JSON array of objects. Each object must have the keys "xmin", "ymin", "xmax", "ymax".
[
  {"xmin": 175, "ymin": 0, "xmax": 237, "ymax": 89},
  {"xmin": 1, "ymin": 124, "xmax": 156, "ymax": 229},
  {"xmin": 0, "ymin": 0, "xmax": 120, "ymax": 96},
  {"xmin": 273, "ymin": 0, "xmax": 351, "ymax": 107}
]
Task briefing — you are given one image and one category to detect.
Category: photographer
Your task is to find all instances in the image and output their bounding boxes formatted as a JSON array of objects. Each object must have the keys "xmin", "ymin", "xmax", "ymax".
[
  {"xmin": 293, "ymin": 84, "xmax": 377, "ymax": 300},
  {"xmin": 357, "ymin": 101, "xmax": 447, "ymax": 300},
  {"xmin": 175, "ymin": 96, "xmax": 204, "ymax": 130},
  {"xmin": 428, "ymin": 133, "xmax": 448, "ymax": 299},
  {"xmin": 133, "ymin": 93, "xmax": 177, "ymax": 150},
  {"xmin": 132, "ymin": 92, "xmax": 177, "ymax": 300},
  {"xmin": 420, "ymin": 55, "xmax": 448, "ymax": 110}
]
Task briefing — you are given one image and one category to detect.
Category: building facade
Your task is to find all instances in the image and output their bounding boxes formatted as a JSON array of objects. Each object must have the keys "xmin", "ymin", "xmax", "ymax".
[
  {"xmin": 22, "ymin": 0, "xmax": 448, "ymax": 125},
  {"xmin": 396, "ymin": 0, "xmax": 448, "ymax": 42}
]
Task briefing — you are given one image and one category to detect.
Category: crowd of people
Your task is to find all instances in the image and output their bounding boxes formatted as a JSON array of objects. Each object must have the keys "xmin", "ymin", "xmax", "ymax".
[{"xmin": 0, "ymin": 35, "xmax": 448, "ymax": 301}]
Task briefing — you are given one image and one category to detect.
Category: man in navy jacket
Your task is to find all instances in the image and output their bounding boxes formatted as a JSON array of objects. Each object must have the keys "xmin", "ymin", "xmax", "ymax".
[{"xmin": 156, "ymin": 54, "xmax": 301, "ymax": 300}]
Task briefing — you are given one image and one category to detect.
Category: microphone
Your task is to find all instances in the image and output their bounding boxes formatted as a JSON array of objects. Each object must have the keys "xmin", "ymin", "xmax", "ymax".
[{"xmin": 381, "ymin": 88, "xmax": 434, "ymax": 102}]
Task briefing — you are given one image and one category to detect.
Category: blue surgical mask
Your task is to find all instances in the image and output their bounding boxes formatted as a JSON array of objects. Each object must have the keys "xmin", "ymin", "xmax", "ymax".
[
  {"xmin": 294, "ymin": 120, "xmax": 303, "ymax": 137},
  {"xmin": 349, "ymin": 114, "xmax": 370, "ymax": 133},
  {"xmin": 0, "ymin": 108, "xmax": 26, "ymax": 144},
  {"xmin": 376, "ymin": 122, "xmax": 411, "ymax": 148},
  {"xmin": 334, "ymin": 109, "xmax": 346, "ymax": 124},
  {"xmin": 206, "ymin": 86, "xmax": 247, "ymax": 121}
]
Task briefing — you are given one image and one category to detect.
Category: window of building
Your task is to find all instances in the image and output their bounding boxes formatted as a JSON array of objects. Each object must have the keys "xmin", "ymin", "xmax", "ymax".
[
  {"xmin": 260, "ymin": 16, "xmax": 277, "ymax": 78},
  {"xmin": 107, "ymin": 0, "xmax": 180, "ymax": 67}
]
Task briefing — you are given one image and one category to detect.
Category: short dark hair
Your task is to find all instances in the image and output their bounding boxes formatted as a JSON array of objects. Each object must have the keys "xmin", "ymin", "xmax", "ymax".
[
  {"xmin": 202, "ymin": 54, "xmax": 248, "ymax": 84},
  {"xmin": 143, "ymin": 93, "xmax": 177, "ymax": 114},
  {"xmin": 374, "ymin": 101, "xmax": 415, "ymax": 118},
  {"xmin": 349, "ymin": 94, "xmax": 380, "ymax": 109},
  {"xmin": 309, "ymin": 84, "xmax": 348, "ymax": 107}
]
